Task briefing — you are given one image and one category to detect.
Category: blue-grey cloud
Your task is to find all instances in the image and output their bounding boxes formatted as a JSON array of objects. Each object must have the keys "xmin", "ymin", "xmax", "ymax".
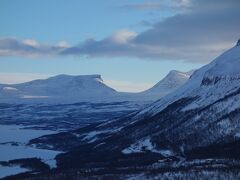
[
  {"xmin": 1, "ymin": 0, "xmax": 240, "ymax": 62},
  {"xmin": 0, "ymin": 38, "xmax": 66, "ymax": 57},
  {"xmin": 62, "ymin": 0, "xmax": 240, "ymax": 62},
  {"xmin": 0, "ymin": 38, "xmax": 37, "ymax": 55}
]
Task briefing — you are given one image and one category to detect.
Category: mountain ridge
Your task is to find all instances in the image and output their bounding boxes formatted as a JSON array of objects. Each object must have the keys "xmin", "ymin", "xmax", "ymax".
[{"xmin": 0, "ymin": 70, "xmax": 191, "ymax": 104}]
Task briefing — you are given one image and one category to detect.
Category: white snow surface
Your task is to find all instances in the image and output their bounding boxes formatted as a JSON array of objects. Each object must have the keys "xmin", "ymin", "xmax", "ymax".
[
  {"xmin": 122, "ymin": 138, "xmax": 173, "ymax": 157},
  {"xmin": 141, "ymin": 70, "xmax": 192, "ymax": 95},
  {"xmin": 82, "ymin": 129, "xmax": 118, "ymax": 143},
  {"xmin": 0, "ymin": 125, "xmax": 61, "ymax": 178},
  {"xmin": 0, "ymin": 144, "xmax": 60, "ymax": 168},
  {"xmin": 0, "ymin": 74, "xmax": 117, "ymax": 103},
  {"xmin": 0, "ymin": 71, "xmax": 191, "ymax": 104},
  {"xmin": 122, "ymin": 138, "xmax": 155, "ymax": 154}
]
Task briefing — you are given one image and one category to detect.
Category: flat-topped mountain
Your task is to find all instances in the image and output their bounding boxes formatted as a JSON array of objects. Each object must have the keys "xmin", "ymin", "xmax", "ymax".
[{"xmin": 0, "ymin": 71, "xmax": 191, "ymax": 104}]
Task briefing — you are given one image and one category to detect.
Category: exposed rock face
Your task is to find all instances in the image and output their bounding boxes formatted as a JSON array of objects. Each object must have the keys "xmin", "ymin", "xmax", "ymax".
[{"xmin": 236, "ymin": 39, "xmax": 240, "ymax": 46}]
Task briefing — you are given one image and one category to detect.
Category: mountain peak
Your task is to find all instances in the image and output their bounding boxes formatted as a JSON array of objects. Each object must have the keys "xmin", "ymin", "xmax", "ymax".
[
  {"xmin": 166, "ymin": 70, "xmax": 192, "ymax": 79},
  {"xmin": 168, "ymin": 70, "xmax": 181, "ymax": 75},
  {"xmin": 141, "ymin": 70, "xmax": 191, "ymax": 96}
]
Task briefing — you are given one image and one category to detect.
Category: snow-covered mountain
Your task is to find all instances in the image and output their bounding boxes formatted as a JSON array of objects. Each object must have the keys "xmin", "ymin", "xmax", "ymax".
[
  {"xmin": 30, "ymin": 40, "xmax": 240, "ymax": 170},
  {"xmin": 139, "ymin": 70, "xmax": 192, "ymax": 99},
  {"xmin": 0, "ymin": 71, "xmax": 191, "ymax": 104},
  {"xmin": 0, "ymin": 74, "xmax": 118, "ymax": 103},
  {"xmin": 117, "ymin": 41, "xmax": 240, "ymax": 157}
]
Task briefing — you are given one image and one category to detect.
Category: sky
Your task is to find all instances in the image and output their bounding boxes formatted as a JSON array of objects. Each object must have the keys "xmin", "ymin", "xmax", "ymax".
[{"xmin": 0, "ymin": 0, "xmax": 239, "ymax": 92}]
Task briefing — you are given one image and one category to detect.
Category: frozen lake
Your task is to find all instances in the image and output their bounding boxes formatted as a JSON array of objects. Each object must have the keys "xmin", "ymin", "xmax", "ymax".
[
  {"xmin": 0, "ymin": 125, "xmax": 56, "ymax": 143},
  {"xmin": 0, "ymin": 165, "xmax": 29, "ymax": 179},
  {"xmin": 0, "ymin": 124, "xmax": 61, "ymax": 178}
]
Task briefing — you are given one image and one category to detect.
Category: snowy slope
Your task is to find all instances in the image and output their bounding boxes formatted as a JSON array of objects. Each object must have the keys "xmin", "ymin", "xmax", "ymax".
[
  {"xmin": 138, "ymin": 70, "xmax": 192, "ymax": 99},
  {"xmin": 0, "ymin": 74, "xmax": 118, "ymax": 103},
  {"xmin": 0, "ymin": 71, "xmax": 191, "ymax": 104},
  {"xmin": 119, "ymin": 41, "xmax": 240, "ymax": 155},
  {"xmin": 134, "ymin": 41, "xmax": 240, "ymax": 117}
]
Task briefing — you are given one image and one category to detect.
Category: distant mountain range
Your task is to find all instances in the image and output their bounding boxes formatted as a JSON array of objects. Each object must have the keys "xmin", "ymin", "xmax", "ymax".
[
  {"xmin": 0, "ymin": 70, "xmax": 192, "ymax": 104},
  {"xmin": 30, "ymin": 40, "xmax": 240, "ymax": 174}
]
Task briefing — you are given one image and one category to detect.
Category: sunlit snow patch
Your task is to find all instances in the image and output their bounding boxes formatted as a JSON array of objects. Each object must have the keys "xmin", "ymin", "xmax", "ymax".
[{"xmin": 122, "ymin": 138, "xmax": 173, "ymax": 157}]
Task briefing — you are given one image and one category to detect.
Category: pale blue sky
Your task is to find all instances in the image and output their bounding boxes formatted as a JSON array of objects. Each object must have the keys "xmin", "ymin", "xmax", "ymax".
[{"xmin": 1, "ymin": 0, "xmax": 238, "ymax": 91}]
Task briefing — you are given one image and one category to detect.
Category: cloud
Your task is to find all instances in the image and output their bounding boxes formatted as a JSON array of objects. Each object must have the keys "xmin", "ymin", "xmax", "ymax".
[
  {"xmin": 61, "ymin": 29, "xmax": 140, "ymax": 58},
  {"xmin": 110, "ymin": 30, "xmax": 137, "ymax": 44},
  {"xmin": 0, "ymin": 38, "xmax": 65, "ymax": 57},
  {"xmin": 56, "ymin": 41, "xmax": 69, "ymax": 48},
  {"xmin": 22, "ymin": 39, "xmax": 40, "ymax": 47},
  {"xmin": 0, "ymin": 0, "xmax": 239, "ymax": 63},
  {"xmin": 62, "ymin": 0, "xmax": 240, "ymax": 62},
  {"xmin": 132, "ymin": 0, "xmax": 240, "ymax": 62}
]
